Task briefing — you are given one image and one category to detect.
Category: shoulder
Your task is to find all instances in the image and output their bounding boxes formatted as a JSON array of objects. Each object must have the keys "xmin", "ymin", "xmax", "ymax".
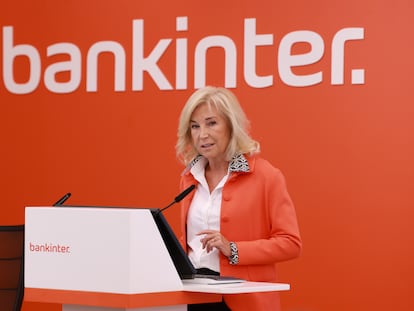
[
  {"xmin": 245, "ymin": 155, "xmax": 287, "ymax": 184},
  {"xmin": 247, "ymin": 154, "xmax": 281, "ymax": 174}
]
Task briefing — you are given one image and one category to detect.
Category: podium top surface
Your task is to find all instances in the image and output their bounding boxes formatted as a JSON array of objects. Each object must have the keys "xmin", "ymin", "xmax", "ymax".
[{"xmin": 183, "ymin": 281, "xmax": 290, "ymax": 294}]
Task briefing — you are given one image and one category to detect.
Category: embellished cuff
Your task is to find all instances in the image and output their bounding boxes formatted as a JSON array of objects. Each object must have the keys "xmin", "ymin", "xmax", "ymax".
[{"xmin": 228, "ymin": 242, "xmax": 239, "ymax": 265}]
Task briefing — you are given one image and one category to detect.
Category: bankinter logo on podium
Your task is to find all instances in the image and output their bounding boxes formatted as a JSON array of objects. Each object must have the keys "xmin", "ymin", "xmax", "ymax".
[{"xmin": 29, "ymin": 242, "xmax": 71, "ymax": 254}]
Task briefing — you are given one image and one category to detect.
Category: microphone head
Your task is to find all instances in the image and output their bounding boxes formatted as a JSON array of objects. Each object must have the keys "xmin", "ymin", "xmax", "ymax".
[
  {"xmin": 174, "ymin": 184, "xmax": 195, "ymax": 203},
  {"xmin": 158, "ymin": 184, "xmax": 196, "ymax": 214}
]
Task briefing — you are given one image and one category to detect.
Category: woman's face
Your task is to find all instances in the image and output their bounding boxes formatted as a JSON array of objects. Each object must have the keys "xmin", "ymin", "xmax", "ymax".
[{"xmin": 190, "ymin": 103, "xmax": 231, "ymax": 163}]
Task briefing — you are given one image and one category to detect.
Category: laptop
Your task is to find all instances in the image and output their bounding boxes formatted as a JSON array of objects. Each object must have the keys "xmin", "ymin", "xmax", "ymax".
[{"xmin": 150, "ymin": 208, "xmax": 244, "ymax": 284}]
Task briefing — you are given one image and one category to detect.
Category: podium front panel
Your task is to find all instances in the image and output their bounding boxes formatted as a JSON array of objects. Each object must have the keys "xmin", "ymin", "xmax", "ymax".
[{"xmin": 25, "ymin": 207, "xmax": 183, "ymax": 294}]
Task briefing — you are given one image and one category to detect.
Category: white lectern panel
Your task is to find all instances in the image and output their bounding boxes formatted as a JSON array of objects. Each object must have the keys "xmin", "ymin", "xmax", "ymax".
[{"xmin": 25, "ymin": 207, "xmax": 183, "ymax": 294}]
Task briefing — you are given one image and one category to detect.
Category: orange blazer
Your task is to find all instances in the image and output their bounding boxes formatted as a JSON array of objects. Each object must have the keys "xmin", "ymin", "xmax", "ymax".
[{"xmin": 179, "ymin": 155, "xmax": 302, "ymax": 311}]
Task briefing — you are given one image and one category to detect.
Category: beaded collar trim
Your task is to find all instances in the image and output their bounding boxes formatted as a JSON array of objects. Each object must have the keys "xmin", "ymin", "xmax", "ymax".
[{"xmin": 184, "ymin": 153, "xmax": 251, "ymax": 174}]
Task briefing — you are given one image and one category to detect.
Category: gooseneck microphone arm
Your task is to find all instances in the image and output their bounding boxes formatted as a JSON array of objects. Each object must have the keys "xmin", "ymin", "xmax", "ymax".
[
  {"xmin": 158, "ymin": 184, "xmax": 196, "ymax": 214},
  {"xmin": 53, "ymin": 192, "xmax": 72, "ymax": 206}
]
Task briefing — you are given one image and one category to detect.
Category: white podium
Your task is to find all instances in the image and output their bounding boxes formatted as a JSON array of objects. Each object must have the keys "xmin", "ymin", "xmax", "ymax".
[{"xmin": 24, "ymin": 206, "xmax": 289, "ymax": 311}]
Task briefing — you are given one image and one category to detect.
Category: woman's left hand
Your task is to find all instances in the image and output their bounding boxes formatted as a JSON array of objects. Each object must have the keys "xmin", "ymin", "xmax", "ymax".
[{"xmin": 197, "ymin": 230, "xmax": 231, "ymax": 257}]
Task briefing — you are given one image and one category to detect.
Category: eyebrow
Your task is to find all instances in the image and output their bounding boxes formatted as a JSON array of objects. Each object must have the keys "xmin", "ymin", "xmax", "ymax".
[{"xmin": 190, "ymin": 116, "xmax": 217, "ymax": 123}]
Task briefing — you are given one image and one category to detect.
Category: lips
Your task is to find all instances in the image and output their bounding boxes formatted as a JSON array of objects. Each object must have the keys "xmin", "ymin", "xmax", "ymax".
[{"xmin": 201, "ymin": 143, "xmax": 214, "ymax": 148}]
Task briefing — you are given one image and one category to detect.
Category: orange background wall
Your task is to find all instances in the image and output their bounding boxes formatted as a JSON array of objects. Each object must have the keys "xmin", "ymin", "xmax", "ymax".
[{"xmin": 1, "ymin": 1, "xmax": 413, "ymax": 311}]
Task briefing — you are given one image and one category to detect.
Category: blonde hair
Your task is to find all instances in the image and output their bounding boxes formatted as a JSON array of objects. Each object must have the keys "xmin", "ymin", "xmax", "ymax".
[{"xmin": 176, "ymin": 86, "xmax": 260, "ymax": 165}]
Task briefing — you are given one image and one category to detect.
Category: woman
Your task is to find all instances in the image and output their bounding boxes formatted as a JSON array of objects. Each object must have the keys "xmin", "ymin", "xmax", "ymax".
[{"xmin": 176, "ymin": 86, "xmax": 302, "ymax": 311}]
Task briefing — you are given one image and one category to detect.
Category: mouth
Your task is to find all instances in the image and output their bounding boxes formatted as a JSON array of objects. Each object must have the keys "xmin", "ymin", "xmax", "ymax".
[{"xmin": 201, "ymin": 143, "xmax": 214, "ymax": 148}]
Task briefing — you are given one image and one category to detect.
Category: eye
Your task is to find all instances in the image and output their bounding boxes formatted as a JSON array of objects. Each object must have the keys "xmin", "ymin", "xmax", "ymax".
[
  {"xmin": 207, "ymin": 120, "xmax": 217, "ymax": 126},
  {"xmin": 190, "ymin": 123, "xmax": 199, "ymax": 129}
]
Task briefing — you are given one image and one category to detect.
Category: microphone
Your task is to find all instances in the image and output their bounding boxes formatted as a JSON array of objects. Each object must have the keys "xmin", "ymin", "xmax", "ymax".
[
  {"xmin": 53, "ymin": 192, "xmax": 72, "ymax": 206},
  {"xmin": 157, "ymin": 184, "xmax": 196, "ymax": 214}
]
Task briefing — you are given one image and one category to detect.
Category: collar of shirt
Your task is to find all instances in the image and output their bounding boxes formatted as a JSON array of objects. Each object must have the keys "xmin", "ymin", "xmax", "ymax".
[{"xmin": 182, "ymin": 153, "xmax": 251, "ymax": 176}]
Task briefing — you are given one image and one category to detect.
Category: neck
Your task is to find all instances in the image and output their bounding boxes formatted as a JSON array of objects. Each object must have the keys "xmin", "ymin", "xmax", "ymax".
[
  {"xmin": 205, "ymin": 160, "xmax": 229, "ymax": 193},
  {"xmin": 206, "ymin": 159, "xmax": 228, "ymax": 174}
]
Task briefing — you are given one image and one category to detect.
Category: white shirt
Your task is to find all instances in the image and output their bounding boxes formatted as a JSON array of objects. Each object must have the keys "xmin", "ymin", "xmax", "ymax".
[{"xmin": 186, "ymin": 157, "xmax": 228, "ymax": 273}]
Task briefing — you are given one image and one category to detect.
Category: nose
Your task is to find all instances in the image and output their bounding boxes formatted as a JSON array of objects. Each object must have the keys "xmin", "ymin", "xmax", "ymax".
[{"xmin": 199, "ymin": 125, "xmax": 209, "ymax": 138}]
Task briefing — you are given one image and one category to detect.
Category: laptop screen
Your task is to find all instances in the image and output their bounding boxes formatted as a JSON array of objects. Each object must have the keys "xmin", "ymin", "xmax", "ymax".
[{"xmin": 149, "ymin": 208, "xmax": 196, "ymax": 279}]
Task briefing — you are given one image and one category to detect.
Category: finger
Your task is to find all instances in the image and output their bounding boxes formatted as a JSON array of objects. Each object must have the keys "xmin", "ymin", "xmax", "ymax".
[
  {"xmin": 211, "ymin": 237, "xmax": 223, "ymax": 251},
  {"xmin": 197, "ymin": 230, "xmax": 218, "ymax": 236},
  {"xmin": 205, "ymin": 237, "xmax": 216, "ymax": 252},
  {"xmin": 200, "ymin": 233, "xmax": 217, "ymax": 244}
]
